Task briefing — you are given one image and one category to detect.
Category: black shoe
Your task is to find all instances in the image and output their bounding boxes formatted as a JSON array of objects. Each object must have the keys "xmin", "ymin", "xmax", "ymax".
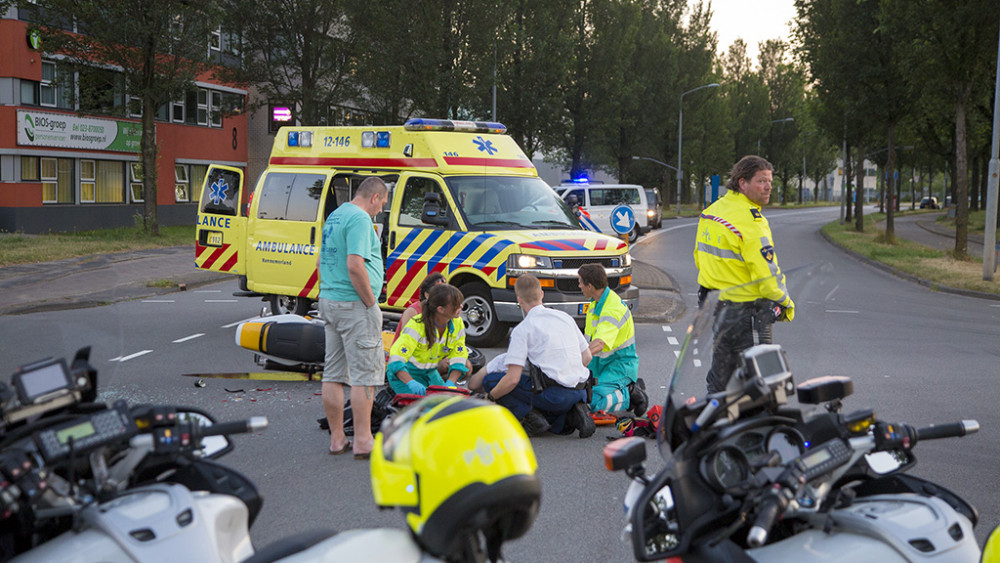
[
  {"xmin": 566, "ymin": 401, "xmax": 596, "ymax": 438},
  {"xmin": 520, "ymin": 409, "xmax": 551, "ymax": 437},
  {"xmin": 628, "ymin": 378, "xmax": 648, "ymax": 417}
]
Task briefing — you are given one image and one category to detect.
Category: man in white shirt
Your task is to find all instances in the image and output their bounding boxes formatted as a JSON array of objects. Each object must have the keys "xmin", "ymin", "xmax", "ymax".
[{"xmin": 467, "ymin": 274, "xmax": 595, "ymax": 438}]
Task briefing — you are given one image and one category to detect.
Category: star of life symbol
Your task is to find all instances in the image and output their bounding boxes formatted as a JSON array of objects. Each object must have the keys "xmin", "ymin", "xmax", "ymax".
[
  {"xmin": 473, "ymin": 136, "xmax": 497, "ymax": 155},
  {"xmin": 209, "ymin": 178, "xmax": 229, "ymax": 205}
]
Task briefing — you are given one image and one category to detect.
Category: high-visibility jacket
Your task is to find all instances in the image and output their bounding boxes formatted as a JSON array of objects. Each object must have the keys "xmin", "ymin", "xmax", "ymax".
[
  {"xmin": 387, "ymin": 316, "xmax": 469, "ymax": 384},
  {"xmin": 693, "ymin": 191, "xmax": 794, "ymax": 318},
  {"xmin": 585, "ymin": 287, "xmax": 638, "ymax": 385}
]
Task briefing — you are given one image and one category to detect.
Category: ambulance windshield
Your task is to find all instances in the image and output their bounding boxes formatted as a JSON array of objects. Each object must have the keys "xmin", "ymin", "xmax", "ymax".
[{"xmin": 447, "ymin": 176, "xmax": 580, "ymax": 230}]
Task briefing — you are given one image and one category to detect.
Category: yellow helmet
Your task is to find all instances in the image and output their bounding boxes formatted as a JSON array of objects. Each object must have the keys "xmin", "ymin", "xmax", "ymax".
[{"xmin": 370, "ymin": 395, "xmax": 540, "ymax": 560}]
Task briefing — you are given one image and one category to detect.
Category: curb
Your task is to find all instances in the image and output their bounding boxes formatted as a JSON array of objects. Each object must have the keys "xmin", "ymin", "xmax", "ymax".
[{"xmin": 818, "ymin": 230, "xmax": 1000, "ymax": 302}]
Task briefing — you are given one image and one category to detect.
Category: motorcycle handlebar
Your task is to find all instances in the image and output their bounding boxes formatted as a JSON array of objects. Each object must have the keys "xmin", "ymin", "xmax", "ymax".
[
  {"xmin": 747, "ymin": 495, "xmax": 781, "ymax": 548},
  {"xmin": 915, "ymin": 420, "xmax": 979, "ymax": 442},
  {"xmin": 199, "ymin": 416, "xmax": 268, "ymax": 437}
]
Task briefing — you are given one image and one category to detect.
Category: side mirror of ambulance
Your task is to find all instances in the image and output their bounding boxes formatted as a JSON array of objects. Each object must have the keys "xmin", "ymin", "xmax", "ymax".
[{"xmin": 421, "ymin": 192, "xmax": 449, "ymax": 227}]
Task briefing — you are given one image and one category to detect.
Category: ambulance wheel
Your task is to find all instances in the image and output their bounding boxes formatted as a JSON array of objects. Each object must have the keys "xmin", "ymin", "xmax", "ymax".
[
  {"xmin": 459, "ymin": 282, "xmax": 507, "ymax": 348},
  {"xmin": 269, "ymin": 294, "xmax": 311, "ymax": 316}
]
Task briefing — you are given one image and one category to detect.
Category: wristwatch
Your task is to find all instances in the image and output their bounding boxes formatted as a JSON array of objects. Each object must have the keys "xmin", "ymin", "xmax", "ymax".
[{"xmin": 486, "ymin": 391, "xmax": 496, "ymax": 402}]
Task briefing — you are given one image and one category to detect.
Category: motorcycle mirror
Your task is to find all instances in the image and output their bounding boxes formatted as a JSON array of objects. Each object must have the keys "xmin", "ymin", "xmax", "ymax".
[
  {"xmin": 177, "ymin": 410, "xmax": 233, "ymax": 459},
  {"xmin": 629, "ymin": 478, "xmax": 683, "ymax": 560},
  {"xmin": 864, "ymin": 449, "xmax": 915, "ymax": 475},
  {"xmin": 604, "ymin": 437, "xmax": 646, "ymax": 472}
]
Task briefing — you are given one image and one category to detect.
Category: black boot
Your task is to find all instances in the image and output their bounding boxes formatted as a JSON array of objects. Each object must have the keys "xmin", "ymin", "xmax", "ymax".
[
  {"xmin": 520, "ymin": 409, "xmax": 551, "ymax": 437},
  {"xmin": 628, "ymin": 378, "xmax": 648, "ymax": 417},
  {"xmin": 565, "ymin": 402, "xmax": 596, "ymax": 438}
]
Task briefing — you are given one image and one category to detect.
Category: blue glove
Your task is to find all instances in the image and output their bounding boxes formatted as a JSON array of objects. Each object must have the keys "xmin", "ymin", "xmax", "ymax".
[
  {"xmin": 406, "ymin": 380, "xmax": 427, "ymax": 395},
  {"xmin": 444, "ymin": 380, "xmax": 457, "ymax": 388}
]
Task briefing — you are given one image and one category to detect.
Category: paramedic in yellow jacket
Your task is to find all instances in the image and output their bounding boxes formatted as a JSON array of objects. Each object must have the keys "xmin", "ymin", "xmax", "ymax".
[
  {"xmin": 694, "ymin": 155, "xmax": 795, "ymax": 393},
  {"xmin": 578, "ymin": 264, "xmax": 646, "ymax": 415},
  {"xmin": 387, "ymin": 283, "xmax": 469, "ymax": 395}
]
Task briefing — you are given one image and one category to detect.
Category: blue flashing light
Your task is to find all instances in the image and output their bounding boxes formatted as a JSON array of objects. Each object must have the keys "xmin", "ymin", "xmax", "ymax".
[
  {"xmin": 404, "ymin": 118, "xmax": 507, "ymax": 134},
  {"xmin": 570, "ymin": 176, "xmax": 590, "ymax": 184},
  {"xmin": 376, "ymin": 131, "xmax": 391, "ymax": 148},
  {"xmin": 287, "ymin": 131, "xmax": 299, "ymax": 147}
]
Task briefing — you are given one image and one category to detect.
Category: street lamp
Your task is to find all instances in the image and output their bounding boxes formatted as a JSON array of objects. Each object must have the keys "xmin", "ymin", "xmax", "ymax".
[
  {"xmin": 632, "ymin": 155, "xmax": 678, "ymax": 173},
  {"xmin": 677, "ymin": 83, "xmax": 720, "ymax": 216},
  {"xmin": 757, "ymin": 117, "xmax": 795, "ymax": 156}
]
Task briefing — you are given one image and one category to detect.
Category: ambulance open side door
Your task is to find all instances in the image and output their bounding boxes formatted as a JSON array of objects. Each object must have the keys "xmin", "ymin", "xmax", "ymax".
[{"xmin": 195, "ymin": 165, "xmax": 247, "ymax": 275}]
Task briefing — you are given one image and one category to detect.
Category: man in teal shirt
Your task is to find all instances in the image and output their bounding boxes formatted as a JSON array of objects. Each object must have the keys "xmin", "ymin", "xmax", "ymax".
[{"xmin": 316, "ymin": 177, "xmax": 388, "ymax": 459}]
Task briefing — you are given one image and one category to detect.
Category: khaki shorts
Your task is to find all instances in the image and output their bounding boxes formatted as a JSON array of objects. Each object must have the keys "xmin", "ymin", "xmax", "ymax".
[{"xmin": 319, "ymin": 299, "xmax": 385, "ymax": 386}]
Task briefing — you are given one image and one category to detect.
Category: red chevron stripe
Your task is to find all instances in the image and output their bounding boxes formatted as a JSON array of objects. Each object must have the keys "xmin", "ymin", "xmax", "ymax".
[{"xmin": 298, "ymin": 269, "xmax": 319, "ymax": 297}]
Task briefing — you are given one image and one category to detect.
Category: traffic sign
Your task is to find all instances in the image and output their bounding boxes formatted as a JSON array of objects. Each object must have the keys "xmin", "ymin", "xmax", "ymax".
[{"xmin": 610, "ymin": 204, "xmax": 635, "ymax": 235}]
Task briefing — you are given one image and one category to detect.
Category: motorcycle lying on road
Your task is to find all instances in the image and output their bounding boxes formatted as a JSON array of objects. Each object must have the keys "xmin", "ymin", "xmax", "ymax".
[
  {"xmin": 605, "ymin": 265, "xmax": 994, "ymax": 561},
  {"xmin": 0, "ymin": 347, "xmax": 267, "ymax": 562}
]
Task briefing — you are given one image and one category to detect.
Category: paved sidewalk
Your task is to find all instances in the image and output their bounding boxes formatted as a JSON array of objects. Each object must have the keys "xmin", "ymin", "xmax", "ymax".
[{"xmin": 0, "ymin": 246, "xmax": 685, "ymax": 320}]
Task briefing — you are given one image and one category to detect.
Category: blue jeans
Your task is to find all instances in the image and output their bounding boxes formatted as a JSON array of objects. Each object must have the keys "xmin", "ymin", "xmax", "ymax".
[{"xmin": 482, "ymin": 372, "xmax": 586, "ymax": 434}]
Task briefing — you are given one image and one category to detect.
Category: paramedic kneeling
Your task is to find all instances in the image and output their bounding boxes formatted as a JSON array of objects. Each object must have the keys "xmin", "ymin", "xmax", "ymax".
[
  {"xmin": 578, "ymin": 264, "xmax": 646, "ymax": 416},
  {"xmin": 468, "ymin": 274, "xmax": 595, "ymax": 438}
]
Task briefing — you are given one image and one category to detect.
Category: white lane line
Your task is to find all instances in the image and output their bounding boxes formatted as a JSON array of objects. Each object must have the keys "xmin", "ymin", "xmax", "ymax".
[
  {"xmin": 674, "ymin": 350, "xmax": 681, "ymax": 358},
  {"xmin": 194, "ymin": 289, "xmax": 222, "ymax": 293},
  {"xmin": 142, "ymin": 300, "xmax": 175, "ymax": 303},
  {"xmin": 662, "ymin": 326, "xmax": 672, "ymax": 332},
  {"xmin": 113, "ymin": 350, "xmax": 153, "ymax": 362},
  {"xmin": 825, "ymin": 285, "xmax": 840, "ymax": 301},
  {"xmin": 826, "ymin": 310, "xmax": 859, "ymax": 314},
  {"xmin": 693, "ymin": 359, "xmax": 702, "ymax": 367},
  {"xmin": 667, "ymin": 336, "xmax": 679, "ymax": 346},
  {"xmin": 173, "ymin": 333, "xmax": 205, "ymax": 343},
  {"xmin": 205, "ymin": 299, "xmax": 239, "ymax": 303},
  {"xmin": 223, "ymin": 317, "xmax": 257, "ymax": 329}
]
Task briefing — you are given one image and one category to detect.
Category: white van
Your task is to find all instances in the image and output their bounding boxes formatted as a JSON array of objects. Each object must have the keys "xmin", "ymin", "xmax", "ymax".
[{"xmin": 556, "ymin": 183, "xmax": 649, "ymax": 243}]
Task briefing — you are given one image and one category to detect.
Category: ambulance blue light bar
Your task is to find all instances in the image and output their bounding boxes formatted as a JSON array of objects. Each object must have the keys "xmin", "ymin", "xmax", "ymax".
[
  {"xmin": 404, "ymin": 118, "xmax": 507, "ymax": 134},
  {"xmin": 287, "ymin": 131, "xmax": 312, "ymax": 147}
]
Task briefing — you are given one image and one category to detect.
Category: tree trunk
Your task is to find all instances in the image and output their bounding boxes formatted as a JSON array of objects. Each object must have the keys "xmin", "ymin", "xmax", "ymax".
[
  {"xmin": 845, "ymin": 144, "xmax": 853, "ymax": 224},
  {"xmin": 885, "ymin": 127, "xmax": 896, "ymax": 241},
  {"xmin": 953, "ymin": 93, "xmax": 969, "ymax": 257},
  {"xmin": 141, "ymin": 39, "xmax": 158, "ymax": 237},
  {"xmin": 854, "ymin": 143, "xmax": 865, "ymax": 232}
]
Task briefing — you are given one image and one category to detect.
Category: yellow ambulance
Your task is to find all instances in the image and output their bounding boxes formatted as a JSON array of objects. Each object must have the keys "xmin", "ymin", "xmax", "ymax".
[{"xmin": 195, "ymin": 119, "xmax": 638, "ymax": 346}]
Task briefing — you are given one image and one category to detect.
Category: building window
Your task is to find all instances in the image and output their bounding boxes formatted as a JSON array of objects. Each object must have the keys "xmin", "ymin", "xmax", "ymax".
[
  {"xmin": 96, "ymin": 160, "xmax": 124, "ymax": 203},
  {"xmin": 171, "ymin": 99, "xmax": 185, "ymax": 123},
  {"xmin": 81, "ymin": 159, "xmax": 96, "ymax": 203},
  {"xmin": 40, "ymin": 61, "xmax": 73, "ymax": 110},
  {"xmin": 175, "ymin": 164, "xmax": 189, "ymax": 202},
  {"xmin": 21, "ymin": 156, "xmax": 39, "ymax": 181},
  {"xmin": 78, "ymin": 67, "xmax": 123, "ymax": 115},
  {"xmin": 210, "ymin": 91, "xmax": 222, "ymax": 127},
  {"xmin": 20, "ymin": 80, "xmax": 39, "ymax": 105},
  {"xmin": 130, "ymin": 162, "xmax": 144, "ymax": 203},
  {"xmin": 190, "ymin": 164, "xmax": 208, "ymax": 203},
  {"xmin": 40, "ymin": 61, "xmax": 57, "ymax": 107},
  {"xmin": 41, "ymin": 157, "xmax": 73, "ymax": 204}
]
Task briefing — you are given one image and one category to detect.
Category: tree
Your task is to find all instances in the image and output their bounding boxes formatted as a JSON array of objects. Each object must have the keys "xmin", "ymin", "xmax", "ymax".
[
  {"xmin": 758, "ymin": 39, "xmax": 805, "ymax": 204},
  {"xmin": 227, "ymin": 0, "xmax": 358, "ymax": 126},
  {"xmin": 30, "ymin": 0, "xmax": 224, "ymax": 236},
  {"xmin": 889, "ymin": 0, "xmax": 1000, "ymax": 257}
]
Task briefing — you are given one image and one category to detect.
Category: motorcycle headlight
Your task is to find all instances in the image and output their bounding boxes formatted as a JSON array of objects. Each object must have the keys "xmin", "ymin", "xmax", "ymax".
[{"xmin": 509, "ymin": 254, "xmax": 552, "ymax": 269}]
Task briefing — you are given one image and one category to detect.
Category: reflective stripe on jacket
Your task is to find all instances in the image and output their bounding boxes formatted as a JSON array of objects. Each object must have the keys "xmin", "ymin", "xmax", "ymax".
[
  {"xmin": 387, "ymin": 316, "xmax": 469, "ymax": 377},
  {"xmin": 693, "ymin": 191, "xmax": 793, "ymax": 310}
]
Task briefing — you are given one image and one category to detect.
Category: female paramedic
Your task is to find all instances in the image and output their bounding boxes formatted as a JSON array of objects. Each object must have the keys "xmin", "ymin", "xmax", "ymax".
[{"xmin": 387, "ymin": 283, "xmax": 470, "ymax": 395}]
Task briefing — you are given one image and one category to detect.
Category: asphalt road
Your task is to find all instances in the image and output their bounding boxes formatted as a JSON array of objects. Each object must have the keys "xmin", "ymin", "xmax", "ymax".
[{"xmin": 1, "ymin": 206, "xmax": 998, "ymax": 560}]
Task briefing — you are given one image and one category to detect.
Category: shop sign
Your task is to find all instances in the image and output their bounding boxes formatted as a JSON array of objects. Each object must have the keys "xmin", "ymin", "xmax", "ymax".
[{"xmin": 16, "ymin": 110, "xmax": 142, "ymax": 153}]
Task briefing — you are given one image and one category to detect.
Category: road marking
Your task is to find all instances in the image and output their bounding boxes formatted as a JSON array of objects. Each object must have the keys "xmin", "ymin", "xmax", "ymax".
[
  {"xmin": 142, "ymin": 300, "xmax": 175, "ymax": 303},
  {"xmin": 826, "ymin": 310, "xmax": 859, "ymax": 314},
  {"xmin": 825, "ymin": 285, "xmax": 840, "ymax": 301},
  {"xmin": 693, "ymin": 359, "xmax": 702, "ymax": 367},
  {"xmin": 667, "ymin": 336, "xmax": 679, "ymax": 345},
  {"xmin": 110, "ymin": 350, "xmax": 153, "ymax": 362},
  {"xmin": 674, "ymin": 350, "xmax": 681, "ymax": 358},
  {"xmin": 662, "ymin": 326, "xmax": 672, "ymax": 332},
  {"xmin": 194, "ymin": 289, "xmax": 222, "ymax": 293},
  {"xmin": 205, "ymin": 299, "xmax": 239, "ymax": 303},
  {"xmin": 223, "ymin": 317, "xmax": 258, "ymax": 329},
  {"xmin": 173, "ymin": 333, "xmax": 205, "ymax": 343}
]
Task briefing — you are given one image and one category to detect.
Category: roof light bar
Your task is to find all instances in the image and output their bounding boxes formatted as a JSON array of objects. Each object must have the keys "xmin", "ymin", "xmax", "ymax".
[{"xmin": 404, "ymin": 118, "xmax": 507, "ymax": 134}]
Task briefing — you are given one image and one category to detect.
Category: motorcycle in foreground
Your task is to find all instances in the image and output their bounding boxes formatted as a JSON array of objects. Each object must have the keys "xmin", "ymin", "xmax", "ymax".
[
  {"xmin": 605, "ymin": 265, "xmax": 994, "ymax": 561},
  {"xmin": 0, "ymin": 347, "xmax": 267, "ymax": 562}
]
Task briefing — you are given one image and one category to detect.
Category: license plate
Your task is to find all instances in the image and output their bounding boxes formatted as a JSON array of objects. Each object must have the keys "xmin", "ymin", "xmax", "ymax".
[
  {"xmin": 206, "ymin": 231, "xmax": 223, "ymax": 247},
  {"xmin": 578, "ymin": 303, "xmax": 589, "ymax": 315}
]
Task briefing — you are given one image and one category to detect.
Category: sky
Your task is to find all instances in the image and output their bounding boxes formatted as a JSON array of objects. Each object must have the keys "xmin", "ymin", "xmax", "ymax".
[{"xmin": 707, "ymin": 0, "xmax": 799, "ymax": 64}]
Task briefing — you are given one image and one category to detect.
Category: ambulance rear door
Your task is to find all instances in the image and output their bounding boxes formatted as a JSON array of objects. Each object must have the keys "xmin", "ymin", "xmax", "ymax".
[
  {"xmin": 195, "ymin": 165, "xmax": 246, "ymax": 275},
  {"xmin": 245, "ymin": 169, "xmax": 331, "ymax": 301}
]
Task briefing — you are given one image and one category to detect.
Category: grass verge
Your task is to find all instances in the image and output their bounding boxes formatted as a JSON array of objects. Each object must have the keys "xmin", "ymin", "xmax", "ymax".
[
  {"xmin": 0, "ymin": 226, "xmax": 195, "ymax": 268},
  {"xmin": 822, "ymin": 213, "xmax": 1000, "ymax": 296}
]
